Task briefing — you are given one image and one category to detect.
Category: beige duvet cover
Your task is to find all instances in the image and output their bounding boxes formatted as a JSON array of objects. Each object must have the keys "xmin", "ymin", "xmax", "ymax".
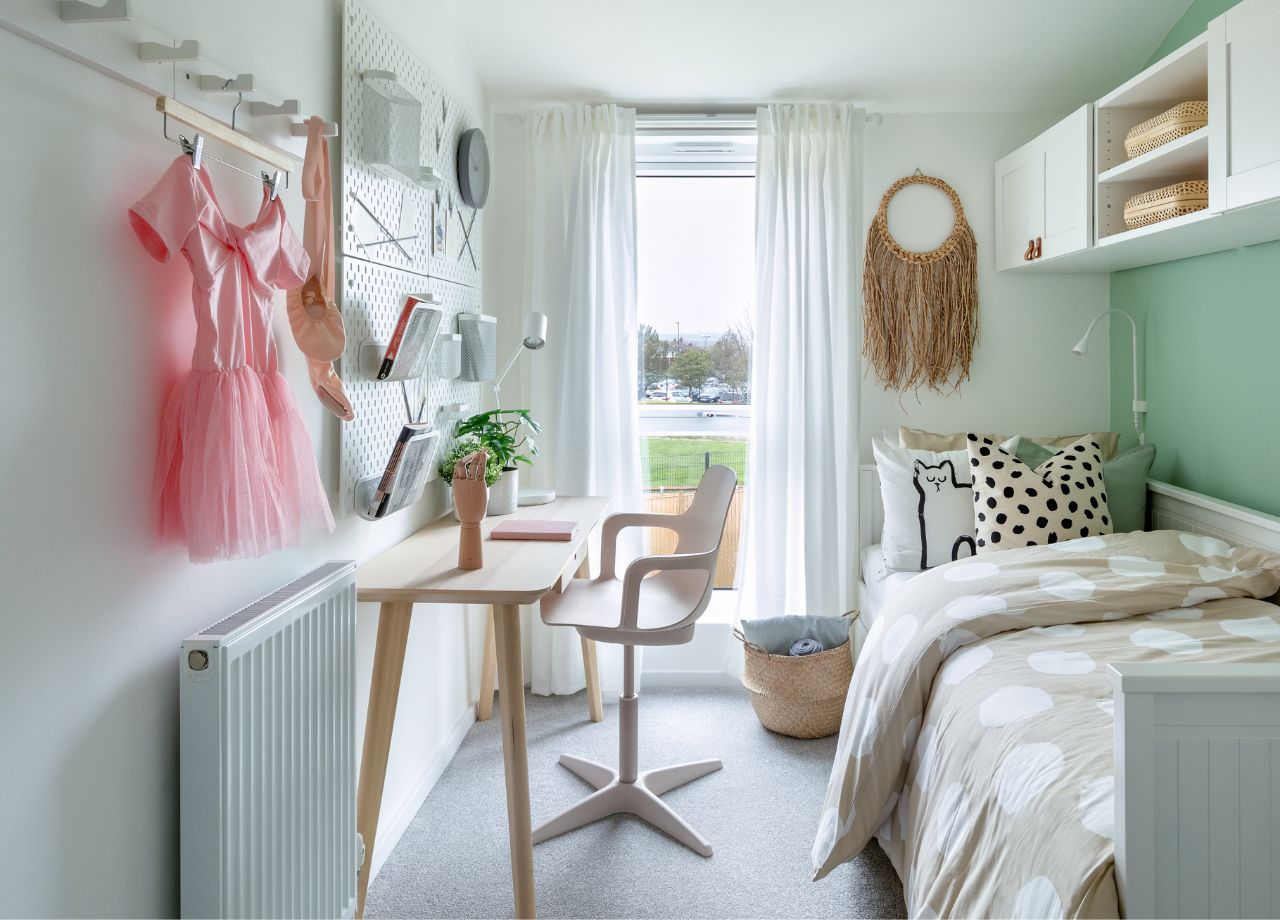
[{"xmin": 811, "ymin": 530, "xmax": 1280, "ymax": 918}]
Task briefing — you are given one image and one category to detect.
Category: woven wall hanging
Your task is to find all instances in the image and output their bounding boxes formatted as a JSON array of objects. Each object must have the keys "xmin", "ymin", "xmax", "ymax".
[{"xmin": 863, "ymin": 173, "xmax": 978, "ymax": 393}]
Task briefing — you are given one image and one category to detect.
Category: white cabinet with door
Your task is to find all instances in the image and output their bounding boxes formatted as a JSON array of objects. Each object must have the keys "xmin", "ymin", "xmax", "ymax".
[
  {"xmin": 993, "ymin": 105, "xmax": 1093, "ymax": 272},
  {"xmin": 1212, "ymin": 0, "xmax": 1280, "ymax": 211}
]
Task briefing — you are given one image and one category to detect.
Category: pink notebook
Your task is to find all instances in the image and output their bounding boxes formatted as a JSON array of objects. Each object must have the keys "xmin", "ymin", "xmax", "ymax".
[{"xmin": 490, "ymin": 520, "xmax": 580, "ymax": 542}]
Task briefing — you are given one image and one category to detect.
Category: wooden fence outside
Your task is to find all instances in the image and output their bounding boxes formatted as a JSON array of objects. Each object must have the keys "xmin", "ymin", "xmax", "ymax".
[{"xmin": 641, "ymin": 486, "xmax": 746, "ymax": 589}]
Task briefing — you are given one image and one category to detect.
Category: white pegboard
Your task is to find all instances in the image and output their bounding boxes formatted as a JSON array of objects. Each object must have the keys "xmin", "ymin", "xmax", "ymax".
[
  {"xmin": 339, "ymin": 260, "xmax": 481, "ymax": 515},
  {"xmin": 341, "ymin": 0, "xmax": 482, "ymax": 286},
  {"xmin": 338, "ymin": 0, "xmax": 488, "ymax": 517}
]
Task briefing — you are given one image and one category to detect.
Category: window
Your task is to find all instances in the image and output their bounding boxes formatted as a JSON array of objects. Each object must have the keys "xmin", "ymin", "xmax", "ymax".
[{"xmin": 635, "ymin": 117, "xmax": 755, "ymax": 588}]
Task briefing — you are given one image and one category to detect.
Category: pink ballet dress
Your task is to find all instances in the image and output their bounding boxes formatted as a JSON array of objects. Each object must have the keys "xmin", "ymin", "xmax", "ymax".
[{"xmin": 129, "ymin": 156, "xmax": 335, "ymax": 562}]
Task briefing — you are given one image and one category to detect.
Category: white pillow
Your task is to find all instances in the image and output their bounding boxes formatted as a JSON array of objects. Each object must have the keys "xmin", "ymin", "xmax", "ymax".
[{"xmin": 873, "ymin": 437, "xmax": 978, "ymax": 571}]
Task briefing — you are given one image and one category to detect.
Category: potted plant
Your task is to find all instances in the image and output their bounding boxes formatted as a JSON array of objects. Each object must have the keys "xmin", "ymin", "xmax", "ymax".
[
  {"xmin": 438, "ymin": 435, "xmax": 503, "ymax": 520},
  {"xmin": 451, "ymin": 409, "xmax": 540, "ymax": 515}
]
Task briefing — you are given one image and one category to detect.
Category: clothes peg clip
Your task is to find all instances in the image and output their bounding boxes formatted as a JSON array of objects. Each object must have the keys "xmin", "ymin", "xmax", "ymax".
[
  {"xmin": 60, "ymin": 0, "xmax": 130, "ymax": 22},
  {"xmin": 138, "ymin": 40, "xmax": 199, "ymax": 62},
  {"xmin": 180, "ymin": 133, "xmax": 205, "ymax": 170},
  {"xmin": 197, "ymin": 73, "xmax": 254, "ymax": 93},
  {"xmin": 262, "ymin": 170, "xmax": 281, "ymax": 201},
  {"xmin": 249, "ymin": 99, "xmax": 301, "ymax": 117}
]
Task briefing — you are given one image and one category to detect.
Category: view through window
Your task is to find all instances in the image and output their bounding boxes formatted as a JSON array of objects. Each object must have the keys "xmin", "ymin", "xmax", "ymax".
[{"xmin": 636, "ymin": 175, "xmax": 753, "ymax": 587}]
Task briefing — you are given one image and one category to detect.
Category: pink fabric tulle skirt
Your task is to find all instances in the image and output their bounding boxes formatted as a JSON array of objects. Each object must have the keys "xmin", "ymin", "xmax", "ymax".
[{"xmin": 154, "ymin": 366, "xmax": 335, "ymax": 562}]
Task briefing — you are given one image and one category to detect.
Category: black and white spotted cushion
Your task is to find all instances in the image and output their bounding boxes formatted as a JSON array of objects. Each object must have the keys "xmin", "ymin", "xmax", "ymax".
[{"xmin": 965, "ymin": 433, "xmax": 1112, "ymax": 551}]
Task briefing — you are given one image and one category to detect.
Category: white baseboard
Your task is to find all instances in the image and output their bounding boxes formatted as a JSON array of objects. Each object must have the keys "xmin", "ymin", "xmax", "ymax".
[
  {"xmin": 368, "ymin": 705, "xmax": 475, "ymax": 884},
  {"xmin": 641, "ymin": 670, "xmax": 742, "ymax": 688}
]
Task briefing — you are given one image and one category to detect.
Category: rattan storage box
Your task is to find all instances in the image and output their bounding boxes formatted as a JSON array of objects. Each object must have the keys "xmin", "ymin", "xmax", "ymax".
[
  {"xmin": 1123, "ymin": 179, "xmax": 1210, "ymax": 229},
  {"xmin": 1124, "ymin": 101, "xmax": 1208, "ymax": 159}
]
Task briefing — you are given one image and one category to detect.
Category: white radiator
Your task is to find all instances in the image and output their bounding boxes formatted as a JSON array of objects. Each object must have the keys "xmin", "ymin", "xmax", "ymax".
[{"xmin": 181, "ymin": 561, "xmax": 360, "ymax": 919}]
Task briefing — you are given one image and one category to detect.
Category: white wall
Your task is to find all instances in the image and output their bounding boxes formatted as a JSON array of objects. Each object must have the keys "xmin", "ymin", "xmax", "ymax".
[
  {"xmin": 489, "ymin": 109, "xmax": 1112, "ymax": 463},
  {"xmin": 0, "ymin": 2, "xmax": 486, "ymax": 915},
  {"xmin": 860, "ymin": 113, "xmax": 1111, "ymax": 450}
]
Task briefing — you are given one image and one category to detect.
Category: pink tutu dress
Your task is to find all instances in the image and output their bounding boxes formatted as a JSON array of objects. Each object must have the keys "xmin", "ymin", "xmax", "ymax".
[{"xmin": 130, "ymin": 156, "xmax": 335, "ymax": 562}]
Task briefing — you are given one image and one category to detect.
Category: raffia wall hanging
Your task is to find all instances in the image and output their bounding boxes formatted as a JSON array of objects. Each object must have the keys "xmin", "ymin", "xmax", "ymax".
[{"xmin": 863, "ymin": 173, "xmax": 979, "ymax": 393}]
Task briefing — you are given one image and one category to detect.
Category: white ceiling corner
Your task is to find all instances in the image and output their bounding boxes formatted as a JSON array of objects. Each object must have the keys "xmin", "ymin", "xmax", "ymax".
[{"xmin": 445, "ymin": 0, "xmax": 1190, "ymax": 114}]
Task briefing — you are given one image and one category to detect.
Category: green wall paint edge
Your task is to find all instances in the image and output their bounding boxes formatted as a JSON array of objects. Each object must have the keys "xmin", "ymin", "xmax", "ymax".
[{"xmin": 1110, "ymin": 0, "xmax": 1280, "ymax": 516}]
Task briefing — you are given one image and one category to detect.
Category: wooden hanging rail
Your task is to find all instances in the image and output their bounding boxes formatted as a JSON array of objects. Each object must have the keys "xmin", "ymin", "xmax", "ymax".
[{"xmin": 156, "ymin": 95, "xmax": 301, "ymax": 173}]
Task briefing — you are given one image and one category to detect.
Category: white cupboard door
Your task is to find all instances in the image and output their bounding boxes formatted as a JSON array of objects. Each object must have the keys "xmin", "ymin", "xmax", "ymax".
[
  {"xmin": 1041, "ymin": 105, "xmax": 1092, "ymax": 260},
  {"xmin": 994, "ymin": 143, "xmax": 1044, "ymax": 272},
  {"xmin": 1222, "ymin": 0, "xmax": 1280, "ymax": 210}
]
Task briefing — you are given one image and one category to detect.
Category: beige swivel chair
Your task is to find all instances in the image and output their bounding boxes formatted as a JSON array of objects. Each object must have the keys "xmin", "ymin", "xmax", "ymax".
[{"xmin": 532, "ymin": 464, "xmax": 738, "ymax": 857}]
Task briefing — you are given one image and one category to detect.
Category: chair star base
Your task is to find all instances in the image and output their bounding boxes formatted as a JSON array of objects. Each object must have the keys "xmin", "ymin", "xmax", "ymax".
[{"xmin": 532, "ymin": 754, "xmax": 722, "ymax": 856}]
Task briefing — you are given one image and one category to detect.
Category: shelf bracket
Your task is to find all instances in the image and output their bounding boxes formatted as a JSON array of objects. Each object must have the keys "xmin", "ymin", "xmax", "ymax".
[
  {"xmin": 60, "ymin": 0, "xmax": 131, "ymax": 22},
  {"xmin": 249, "ymin": 99, "xmax": 300, "ymax": 117},
  {"xmin": 291, "ymin": 120, "xmax": 339, "ymax": 138},
  {"xmin": 197, "ymin": 73, "xmax": 254, "ymax": 93},
  {"xmin": 138, "ymin": 39, "xmax": 199, "ymax": 63}
]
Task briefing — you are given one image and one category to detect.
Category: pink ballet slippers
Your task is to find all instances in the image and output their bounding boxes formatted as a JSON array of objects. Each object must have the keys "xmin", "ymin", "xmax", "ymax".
[
  {"xmin": 287, "ymin": 275, "xmax": 346, "ymax": 361},
  {"xmin": 290, "ymin": 115, "xmax": 353, "ymax": 413},
  {"xmin": 308, "ymin": 357, "xmax": 354, "ymax": 421}
]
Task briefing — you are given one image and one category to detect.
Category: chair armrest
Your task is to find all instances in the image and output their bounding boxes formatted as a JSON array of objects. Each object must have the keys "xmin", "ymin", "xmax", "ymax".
[
  {"xmin": 618, "ymin": 550, "xmax": 717, "ymax": 630},
  {"xmin": 600, "ymin": 512, "xmax": 681, "ymax": 578}
]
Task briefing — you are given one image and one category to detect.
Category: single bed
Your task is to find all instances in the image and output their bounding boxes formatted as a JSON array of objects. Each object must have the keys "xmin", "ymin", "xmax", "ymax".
[{"xmin": 829, "ymin": 466, "xmax": 1280, "ymax": 919}]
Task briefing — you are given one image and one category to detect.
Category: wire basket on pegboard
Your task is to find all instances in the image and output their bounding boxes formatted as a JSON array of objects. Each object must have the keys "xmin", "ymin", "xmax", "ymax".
[{"xmin": 360, "ymin": 70, "xmax": 427, "ymax": 185}]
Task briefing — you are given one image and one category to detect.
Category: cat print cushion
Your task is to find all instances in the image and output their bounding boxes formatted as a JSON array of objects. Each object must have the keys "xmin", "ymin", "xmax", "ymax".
[
  {"xmin": 873, "ymin": 438, "xmax": 978, "ymax": 571},
  {"xmin": 966, "ymin": 433, "xmax": 1112, "ymax": 551}
]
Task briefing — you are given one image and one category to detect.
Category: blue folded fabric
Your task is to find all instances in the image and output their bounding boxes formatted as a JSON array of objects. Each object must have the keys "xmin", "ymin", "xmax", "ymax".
[
  {"xmin": 739, "ymin": 615, "xmax": 851, "ymax": 655},
  {"xmin": 790, "ymin": 638, "xmax": 825, "ymax": 657}
]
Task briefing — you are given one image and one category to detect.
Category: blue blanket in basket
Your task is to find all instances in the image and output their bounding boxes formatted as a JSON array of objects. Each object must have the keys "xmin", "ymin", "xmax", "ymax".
[{"xmin": 739, "ymin": 615, "xmax": 852, "ymax": 656}]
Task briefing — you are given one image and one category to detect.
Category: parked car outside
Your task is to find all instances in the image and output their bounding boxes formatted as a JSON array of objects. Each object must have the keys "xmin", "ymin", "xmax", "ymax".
[{"xmin": 694, "ymin": 387, "xmax": 723, "ymax": 403}]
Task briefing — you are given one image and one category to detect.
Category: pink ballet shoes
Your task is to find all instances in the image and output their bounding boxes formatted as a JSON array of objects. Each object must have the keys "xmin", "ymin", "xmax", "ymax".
[{"xmin": 287, "ymin": 275, "xmax": 346, "ymax": 362}]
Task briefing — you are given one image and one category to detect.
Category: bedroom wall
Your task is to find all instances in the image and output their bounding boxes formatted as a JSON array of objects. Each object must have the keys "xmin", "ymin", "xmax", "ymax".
[
  {"xmin": 0, "ymin": 2, "xmax": 486, "ymax": 915},
  {"xmin": 859, "ymin": 113, "xmax": 1112, "ymax": 452},
  {"xmin": 1107, "ymin": 0, "xmax": 1280, "ymax": 515}
]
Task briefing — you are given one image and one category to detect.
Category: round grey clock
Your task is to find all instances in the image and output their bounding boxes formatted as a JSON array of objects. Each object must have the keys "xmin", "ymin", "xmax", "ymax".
[{"xmin": 457, "ymin": 128, "xmax": 489, "ymax": 209}]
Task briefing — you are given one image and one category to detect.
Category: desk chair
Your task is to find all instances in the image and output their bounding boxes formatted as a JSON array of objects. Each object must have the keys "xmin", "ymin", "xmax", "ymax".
[{"xmin": 531, "ymin": 465, "xmax": 737, "ymax": 856}]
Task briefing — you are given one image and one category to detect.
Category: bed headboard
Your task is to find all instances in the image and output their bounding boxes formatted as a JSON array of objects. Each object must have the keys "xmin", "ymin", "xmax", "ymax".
[{"xmin": 857, "ymin": 464, "xmax": 1280, "ymax": 555}]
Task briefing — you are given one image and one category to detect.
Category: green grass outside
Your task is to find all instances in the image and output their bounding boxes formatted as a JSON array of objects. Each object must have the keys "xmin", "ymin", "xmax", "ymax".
[{"xmin": 642, "ymin": 437, "xmax": 748, "ymax": 489}]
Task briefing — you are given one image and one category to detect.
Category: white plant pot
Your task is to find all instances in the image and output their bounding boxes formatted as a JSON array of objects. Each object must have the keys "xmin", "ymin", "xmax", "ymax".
[{"xmin": 487, "ymin": 468, "xmax": 519, "ymax": 516}]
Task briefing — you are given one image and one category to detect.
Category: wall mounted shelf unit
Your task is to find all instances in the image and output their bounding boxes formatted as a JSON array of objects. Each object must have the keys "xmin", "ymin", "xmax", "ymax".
[{"xmin": 995, "ymin": 0, "xmax": 1280, "ymax": 275}]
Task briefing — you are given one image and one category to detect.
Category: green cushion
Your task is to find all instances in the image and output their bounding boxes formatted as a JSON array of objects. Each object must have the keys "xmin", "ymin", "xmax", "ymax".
[{"xmin": 1011, "ymin": 439, "xmax": 1156, "ymax": 534}]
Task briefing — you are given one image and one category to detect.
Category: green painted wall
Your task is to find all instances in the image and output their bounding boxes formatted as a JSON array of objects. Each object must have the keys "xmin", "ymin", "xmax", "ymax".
[{"xmin": 1110, "ymin": 0, "xmax": 1280, "ymax": 515}]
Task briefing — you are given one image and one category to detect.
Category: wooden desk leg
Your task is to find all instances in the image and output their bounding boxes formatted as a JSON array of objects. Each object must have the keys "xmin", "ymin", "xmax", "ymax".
[
  {"xmin": 477, "ymin": 606, "xmax": 498, "ymax": 721},
  {"xmin": 580, "ymin": 637, "xmax": 603, "ymax": 723},
  {"xmin": 355, "ymin": 601, "xmax": 414, "ymax": 919},
  {"xmin": 493, "ymin": 602, "xmax": 537, "ymax": 919}
]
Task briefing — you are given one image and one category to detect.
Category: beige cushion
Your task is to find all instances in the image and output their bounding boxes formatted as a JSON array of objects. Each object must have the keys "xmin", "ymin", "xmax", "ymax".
[{"xmin": 899, "ymin": 425, "xmax": 1120, "ymax": 460}]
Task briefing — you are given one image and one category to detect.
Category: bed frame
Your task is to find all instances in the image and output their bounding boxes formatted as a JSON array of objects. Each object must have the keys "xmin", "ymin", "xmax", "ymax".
[{"xmin": 857, "ymin": 465, "xmax": 1280, "ymax": 918}]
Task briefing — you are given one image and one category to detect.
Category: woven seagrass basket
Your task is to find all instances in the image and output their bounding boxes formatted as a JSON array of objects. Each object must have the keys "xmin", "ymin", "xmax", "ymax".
[
  {"xmin": 736, "ymin": 630, "xmax": 853, "ymax": 739},
  {"xmin": 1123, "ymin": 179, "xmax": 1210, "ymax": 229},
  {"xmin": 1124, "ymin": 101, "xmax": 1208, "ymax": 159}
]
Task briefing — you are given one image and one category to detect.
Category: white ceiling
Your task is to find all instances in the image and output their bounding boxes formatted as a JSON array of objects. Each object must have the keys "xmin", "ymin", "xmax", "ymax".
[{"xmin": 441, "ymin": 0, "xmax": 1193, "ymax": 113}]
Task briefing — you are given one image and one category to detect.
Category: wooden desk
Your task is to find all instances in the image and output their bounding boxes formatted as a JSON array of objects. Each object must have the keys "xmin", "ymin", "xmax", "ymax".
[{"xmin": 355, "ymin": 496, "xmax": 609, "ymax": 919}]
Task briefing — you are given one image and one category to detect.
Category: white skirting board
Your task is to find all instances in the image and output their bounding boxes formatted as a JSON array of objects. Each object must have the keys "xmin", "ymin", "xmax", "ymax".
[{"xmin": 365, "ymin": 705, "xmax": 475, "ymax": 885}]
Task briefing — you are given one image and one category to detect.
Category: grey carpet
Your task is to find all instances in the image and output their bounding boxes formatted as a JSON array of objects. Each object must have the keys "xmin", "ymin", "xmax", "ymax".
[{"xmin": 366, "ymin": 687, "xmax": 906, "ymax": 919}]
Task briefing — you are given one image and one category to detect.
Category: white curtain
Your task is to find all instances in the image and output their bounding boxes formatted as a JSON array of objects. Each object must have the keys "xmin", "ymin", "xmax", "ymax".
[
  {"xmin": 739, "ymin": 103, "xmax": 864, "ymax": 619},
  {"xmin": 523, "ymin": 104, "xmax": 642, "ymax": 695}
]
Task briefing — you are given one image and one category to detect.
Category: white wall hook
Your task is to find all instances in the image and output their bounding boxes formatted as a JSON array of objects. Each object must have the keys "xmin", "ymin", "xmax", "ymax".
[
  {"xmin": 138, "ymin": 39, "xmax": 198, "ymax": 62},
  {"xmin": 197, "ymin": 73, "xmax": 254, "ymax": 93},
  {"xmin": 249, "ymin": 99, "xmax": 300, "ymax": 117},
  {"xmin": 60, "ymin": 0, "xmax": 130, "ymax": 22},
  {"xmin": 291, "ymin": 120, "xmax": 339, "ymax": 138}
]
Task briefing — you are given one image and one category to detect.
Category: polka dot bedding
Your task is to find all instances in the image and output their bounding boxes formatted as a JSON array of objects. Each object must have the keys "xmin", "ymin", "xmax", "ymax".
[{"xmin": 811, "ymin": 530, "xmax": 1280, "ymax": 917}]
